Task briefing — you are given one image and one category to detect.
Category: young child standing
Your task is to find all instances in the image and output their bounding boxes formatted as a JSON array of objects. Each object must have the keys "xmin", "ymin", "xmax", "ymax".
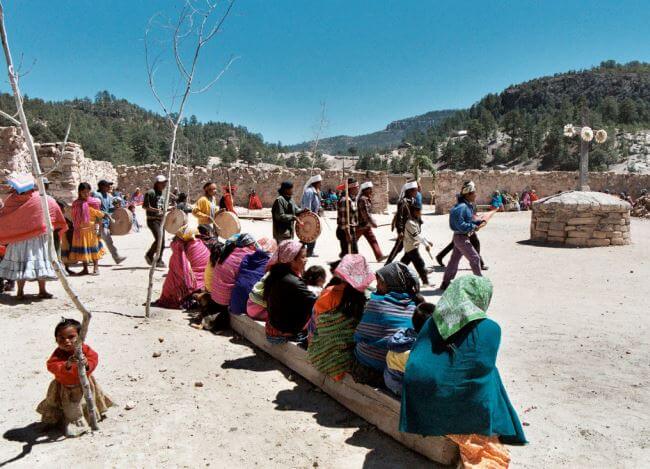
[
  {"xmin": 37, "ymin": 318, "xmax": 113, "ymax": 437},
  {"xmin": 401, "ymin": 199, "xmax": 432, "ymax": 285}
]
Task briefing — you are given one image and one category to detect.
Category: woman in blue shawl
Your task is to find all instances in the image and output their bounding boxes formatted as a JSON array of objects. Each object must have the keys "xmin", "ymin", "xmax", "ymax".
[
  {"xmin": 352, "ymin": 262, "xmax": 421, "ymax": 386},
  {"xmin": 399, "ymin": 275, "xmax": 526, "ymax": 449}
]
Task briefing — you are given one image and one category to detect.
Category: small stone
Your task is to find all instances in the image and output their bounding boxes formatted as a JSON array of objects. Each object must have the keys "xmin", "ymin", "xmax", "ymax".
[
  {"xmin": 195, "ymin": 381, "xmax": 204, "ymax": 387},
  {"xmin": 125, "ymin": 401, "xmax": 136, "ymax": 410},
  {"xmin": 158, "ymin": 337, "xmax": 165, "ymax": 343},
  {"xmin": 159, "ymin": 368, "xmax": 167, "ymax": 373},
  {"xmin": 152, "ymin": 352, "xmax": 161, "ymax": 358}
]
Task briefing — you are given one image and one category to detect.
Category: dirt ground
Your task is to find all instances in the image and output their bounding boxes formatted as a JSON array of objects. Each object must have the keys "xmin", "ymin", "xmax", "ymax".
[{"xmin": 0, "ymin": 206, "xmax": 648, "ymax": 469}]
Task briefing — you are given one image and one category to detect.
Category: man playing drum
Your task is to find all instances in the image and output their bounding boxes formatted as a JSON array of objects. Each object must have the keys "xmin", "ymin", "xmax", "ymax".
[
  {"xmin": 143, "ymin": 175, "xmax": 168, "ymax": 267},
  {"xmin": 92, "ymin": 180, "xmax": 126, "ymax": 265},
  {"xmin": 301, "ymin": 174, "xmax": 322, "ymax": 257},
  {"xmin": 356, "ymin": 181, "xmax": 386, "ymax": 262},
  {"xmin": 272, "ymin": 181, "xmax": 303, "ymax": 243}
]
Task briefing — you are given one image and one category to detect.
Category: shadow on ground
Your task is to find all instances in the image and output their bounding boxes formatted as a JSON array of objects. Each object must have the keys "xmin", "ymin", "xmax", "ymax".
[{"xmin": 0, "ymin": 422, "xmax": 61, "ymax": 467}]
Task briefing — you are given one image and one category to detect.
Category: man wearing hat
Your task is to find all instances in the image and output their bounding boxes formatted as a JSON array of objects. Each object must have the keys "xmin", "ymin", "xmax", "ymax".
[
  {"xmin": 440, "ymin": 180, "xmax": 486, "ymax": 290},
  {"xmin": 301, "ymin": 174, "xmax": 322, "ymax": 257},
  {"xmin": 93, "ymin": 179, "xmax": 126, "ymax": 265},
  {"xmin": 356, "ymin": 181, "xmax": 385, "ymax": 261},
  {"xmin": 272, "ymin": 181, "xmax": 303, "ymax": 243},
  {"xmin": 336, "ymin": 177, "xmax": 360, "ymax": 257},
  {"xmin": 385, "ymin": 180, "xmax": 418, "ymax": 264},
  {"xmin": 143, "ymin": 175, "xmax": 169, "ymax": 267}
]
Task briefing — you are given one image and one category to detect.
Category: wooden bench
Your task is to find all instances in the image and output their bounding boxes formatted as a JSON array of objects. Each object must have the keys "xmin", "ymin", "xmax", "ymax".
[{"xmin": 229, "ymin": 313, "xmax": 459, "ymax": 466}]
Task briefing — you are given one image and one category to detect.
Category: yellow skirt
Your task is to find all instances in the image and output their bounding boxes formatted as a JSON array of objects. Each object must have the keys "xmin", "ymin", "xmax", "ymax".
[
  {"xmin": 66, "ymin": 227, "xmax": 105, "ymax": 263},
  {"xmin": 36, "ymin": 376, "xmax": 114, "ymax": 426}
]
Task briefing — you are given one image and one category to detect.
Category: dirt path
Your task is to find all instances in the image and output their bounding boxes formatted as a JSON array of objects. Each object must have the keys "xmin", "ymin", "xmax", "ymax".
[{"xmin": 1, "ymin": 208, "xmax": 648, "ymax": 468}]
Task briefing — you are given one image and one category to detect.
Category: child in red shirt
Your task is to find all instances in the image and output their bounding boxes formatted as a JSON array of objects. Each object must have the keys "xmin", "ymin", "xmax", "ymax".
[{"xmin": 36, "ymin": 318, "xmax": 113, "ymax": 437}]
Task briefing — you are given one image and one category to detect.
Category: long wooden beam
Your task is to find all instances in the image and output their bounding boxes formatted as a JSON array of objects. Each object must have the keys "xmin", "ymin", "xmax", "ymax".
[{"xmin": 229, "ymin": 313, "xmax": 459, "ymax": 466}]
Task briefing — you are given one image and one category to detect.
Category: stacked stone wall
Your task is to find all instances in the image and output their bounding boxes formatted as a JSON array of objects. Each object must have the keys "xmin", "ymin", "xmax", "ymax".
[
  {"xmin": 116, "ymin": 164, "xmax": 389, "ymax": 213},
  {"xmin": 530, "ymin": 192, "xmax": 631, "ymax": 247}
]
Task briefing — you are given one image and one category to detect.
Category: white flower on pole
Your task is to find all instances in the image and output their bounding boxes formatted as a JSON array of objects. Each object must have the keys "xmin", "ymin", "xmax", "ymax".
[
  {"xmin": 563, "ymin": 124, "xmax": 576, "ymax": 137},
  {"xmin": 581, "ymin": 126, "xmax": 594, "ymax": 142},
  {"xmin": 595, "ymin": 129, "xmax": 608, "ymax": 144}
]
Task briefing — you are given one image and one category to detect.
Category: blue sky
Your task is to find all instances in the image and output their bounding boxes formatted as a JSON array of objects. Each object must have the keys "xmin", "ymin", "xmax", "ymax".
[{"xmin": 2, "ymin": 0, "xmax": 649, "ymax": 144}]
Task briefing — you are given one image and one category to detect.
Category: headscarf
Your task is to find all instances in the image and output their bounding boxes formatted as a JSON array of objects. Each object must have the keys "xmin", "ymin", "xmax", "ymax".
[
  {"xmin": 218, "ymin": 232, "xmax": 256, "ymax": 264},
  {"xmin": 256, "ymin": 237, "xmax": 278, "ymax": 254},
  {"xmin": 376, "ymin": 262, "xmax": 420, "ymax": 296},
  {"xmin": 433, "ymin": 275, "xmax": 493, "ymax": 340},
  {"xmin": 176, "ymin": 216, "xmax": 200, "ymax": 241},
  {"xmin": 334, "ymin": 254, "xmax": 375, "ymax": 293},
  {"xmin": 302, "ymin": 174, "xmax": 322, "ymax": 197},
  {"xmin": 461, "ymin": 181, "xmax": 476, "ymax": 195},
  {"xmin": 222, "ymin": 185, "xmax": 237, "ymax": 193},
  {"xmin": 399, "ymin": 180, "xmax": 418, "ymax": 200},
  {"xmin": 71, "ymin": 196, "xmax": 101, "ymax": 227},
  {"xmin": 268, "ymin": 239, "xmax": 303, "ymax": 267},
  {"xmin": 356, "ymin": 181, "xmax": 373, "ymax": 202},
  {"xmin": 6, "ymin": 172, "xmax": 35, "ymax": 194}
]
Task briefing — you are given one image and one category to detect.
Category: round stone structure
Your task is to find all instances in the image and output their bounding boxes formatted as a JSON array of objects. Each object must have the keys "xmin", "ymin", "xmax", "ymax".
[{"xmin": 530, "ymin": 191, "xmax": 631, "ymax": 247}]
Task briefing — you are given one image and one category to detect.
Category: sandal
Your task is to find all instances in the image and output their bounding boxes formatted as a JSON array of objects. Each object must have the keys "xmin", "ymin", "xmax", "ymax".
[{"xmin": 38, "ymin": 292, "xmax": 54, "ymax": 299}]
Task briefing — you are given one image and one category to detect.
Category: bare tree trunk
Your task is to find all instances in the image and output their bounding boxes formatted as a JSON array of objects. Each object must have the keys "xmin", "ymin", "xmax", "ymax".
[{"xmin": 0, "ymin": 2, "xmax": 99, "ymax": 430}]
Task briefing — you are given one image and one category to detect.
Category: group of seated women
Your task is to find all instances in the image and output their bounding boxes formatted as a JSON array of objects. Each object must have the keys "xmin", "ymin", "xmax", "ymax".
[{"xmin": 154, "ymin": 226, "xmax": 526, "ymax": 468}]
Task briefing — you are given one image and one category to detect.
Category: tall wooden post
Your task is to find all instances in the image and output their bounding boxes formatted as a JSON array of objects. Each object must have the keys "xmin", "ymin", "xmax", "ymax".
[{"xmin": 578, "ymin": 109, "xmax": 590, "ymax": 191}]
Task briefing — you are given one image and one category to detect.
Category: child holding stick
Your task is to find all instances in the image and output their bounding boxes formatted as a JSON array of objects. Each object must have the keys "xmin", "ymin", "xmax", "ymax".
[
  {"xmin": 401, "ymin": 199, "xmax": 432, "ymax": 285},
  {"xmin": 37, "ymin": 318, "xmax": 113, "ymax": 437}
]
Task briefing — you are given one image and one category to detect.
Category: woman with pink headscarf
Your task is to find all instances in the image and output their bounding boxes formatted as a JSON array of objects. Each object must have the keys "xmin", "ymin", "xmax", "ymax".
[
  {"xmin": 264, "ymin": 240, "xmax": 316, "ymax": 344},
  {"xmin": 307, "ymin": 254, "xmax": 374, "ymax": 380}
]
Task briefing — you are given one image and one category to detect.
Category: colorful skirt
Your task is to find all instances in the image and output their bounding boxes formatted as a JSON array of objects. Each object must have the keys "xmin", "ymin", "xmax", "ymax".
[
  {"xmin": 37, "ymin": 375, "xmax": 114, "ymax": 426},
  {"xmin": 307, "ymin": 309, "xmax": 359, "ymax": 381},
  {"xmin": 66, "ymin": 227, "xmax": 105, "ymax": 263},
  {"xmin": 0, "ymin": 234, "xmax": 57, "ymax": 281}
]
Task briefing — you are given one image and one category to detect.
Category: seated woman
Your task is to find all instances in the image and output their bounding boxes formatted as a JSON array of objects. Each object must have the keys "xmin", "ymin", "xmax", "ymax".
[
  {"xmin": 490, "ymin": 191, "xmax": 504, "ymax": 212},
  {"xmin": 207, "ymin": 233, "xmax": 258, "ymax": 308},
  {"xmin": 264, "ymin": 240, "xmax": 316, "ymax": 344},
  {"xmin": 152, "ymin": 220, "xmax": 209, "ymax": 309},
  {"xmin": 400, "ymin": 275, "xmax": 526, "ymax": 468},
  {"xmin": 307, "ymin": 254, "xmax": 374, "ymax": 380},
  {"xmin": 229, "ymin": 238, "xmax": 277, "ymax": 315},
  {"xmin": 352, "ymin": 262, "xmax": 421, "ymax": 387}
]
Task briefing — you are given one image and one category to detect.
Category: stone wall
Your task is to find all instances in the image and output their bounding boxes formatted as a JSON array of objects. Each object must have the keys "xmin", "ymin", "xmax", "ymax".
[
  {"xmin": 0, "ymin": 126, "xmax": 118, "ymax": 202},
  {"xmin": 530, "ymin": 191, "xmax": 631, "ymax": 247},
  {"xmin": 116, "ymin": 164, "xmax": 389, "ymax": 213},
  {"xmin": 431, "ymin": 170, "xmax": 650, "ymax": 214}
]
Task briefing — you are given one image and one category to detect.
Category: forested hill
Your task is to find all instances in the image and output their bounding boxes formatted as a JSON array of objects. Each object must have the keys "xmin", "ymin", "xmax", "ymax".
[
  {"xmin": 403, "ymin": 61, "xmax": 650, "ymax": 171},
  {"xmin": 288, "ymin": 109, "xmax": 457, "ymax": 154},
  {"xmin": 0, "ymin": 91, "xmax": 274, "ymax": 166}
]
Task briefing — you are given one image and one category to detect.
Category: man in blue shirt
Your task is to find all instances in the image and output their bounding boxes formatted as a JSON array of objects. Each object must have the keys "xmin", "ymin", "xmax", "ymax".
[
  {"xmin": 301, "ymin": 174, "xmax": 322, "ymax": 257},
  {"xmin": 93, "ymin": 180, "xmax": 126, "ymax": 264},
  {"xmin": 440, "ymin": 180, "xmax": 485, "ymax": 290}
]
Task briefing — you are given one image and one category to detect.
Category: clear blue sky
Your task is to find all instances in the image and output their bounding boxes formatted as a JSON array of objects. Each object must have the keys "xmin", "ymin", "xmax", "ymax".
[{"xmin": 2, "ymin": 0, "xmax": 649, "ymax": 144}]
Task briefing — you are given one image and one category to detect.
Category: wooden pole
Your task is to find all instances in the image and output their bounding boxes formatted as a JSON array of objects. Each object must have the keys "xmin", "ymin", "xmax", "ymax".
[
  {"xmin": 0, "ymin": 2, "xmax": 99, "ymax": 430},
  {"xmin": 578, "ymin": 108, "xmax": 590, "ymax": 191}
]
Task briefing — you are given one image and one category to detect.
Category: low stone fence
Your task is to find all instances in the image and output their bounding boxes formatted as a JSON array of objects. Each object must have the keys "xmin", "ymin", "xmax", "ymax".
[{"xmin": 530, "ymin": 191, "xmax": 631, "ymax": 247}]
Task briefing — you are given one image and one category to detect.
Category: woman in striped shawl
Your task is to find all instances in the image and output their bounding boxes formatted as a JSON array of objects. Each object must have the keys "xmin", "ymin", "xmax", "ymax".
[
  {"xmin": 352, "ymin": 262, "xmax": 422, "ymax": 386},
  {"xmin": 307, "ymin": 254, "xmax": 374, "ymax": 380}
]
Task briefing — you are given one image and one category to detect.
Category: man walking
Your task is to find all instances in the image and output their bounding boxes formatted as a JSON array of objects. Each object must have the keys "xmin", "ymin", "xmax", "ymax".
[
  {"xmin": 385, "ymin": 180, "xmax": 418, "ymax": 264},
  {"xmin": 301, "ymin": 174, "xmax": 322, "ymax": 257},
  {"xmin": 93, "ymin": 180, "xmax": 126, "ymax": 265},
  {"xmin": 440, "ymin": 180, "xmax": 486, "ymax": 290},
  {"xmin": 272, "ymin": 181, "xmax": 303, "ymax": 243},
  {"xmin": 143, "ymin": 175, "xmax": 168, "ymax": 267},
  {"xmin": 336, "ymin": 178, "xmax": 359, "ymax": 257},
  {"xmin": 356, "ymin": 181, "xmax": 386, "ymax": 261}
]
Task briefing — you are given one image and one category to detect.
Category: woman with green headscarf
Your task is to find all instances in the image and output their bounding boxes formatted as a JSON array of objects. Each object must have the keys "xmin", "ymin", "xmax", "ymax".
[{"xmin": 400, "ymin": 275, "xmax": 526, "ymax": 466}]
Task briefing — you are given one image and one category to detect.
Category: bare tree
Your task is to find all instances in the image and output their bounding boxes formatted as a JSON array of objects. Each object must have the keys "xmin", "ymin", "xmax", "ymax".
[
  {"xmin": 144, "ymin": 0, "xmax": 237, "ymax": 317},
  {"xmin": 309, "ymin": 101, "xmax": 328, "ymax": 174},
  {"xmin": 0, "ymin": 3, "xmax": 99, "ymax": 429}
]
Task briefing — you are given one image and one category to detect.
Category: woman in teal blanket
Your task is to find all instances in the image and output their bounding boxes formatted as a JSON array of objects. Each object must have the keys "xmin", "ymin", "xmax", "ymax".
[{"xmin": 399, "ymin": 275, "xmax": 527, "ymax": 445}]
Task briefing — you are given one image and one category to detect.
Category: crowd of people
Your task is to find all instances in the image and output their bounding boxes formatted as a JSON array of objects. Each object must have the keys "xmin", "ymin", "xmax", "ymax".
[{"xmin": 0, "ymin": 171, "xmax": 529, "ymax": 467}]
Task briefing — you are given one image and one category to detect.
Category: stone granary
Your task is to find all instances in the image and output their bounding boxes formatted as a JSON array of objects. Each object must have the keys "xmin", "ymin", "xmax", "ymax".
[{"xmin": 530, "ymin": 191, "xmax": 632, "ymax": 247}]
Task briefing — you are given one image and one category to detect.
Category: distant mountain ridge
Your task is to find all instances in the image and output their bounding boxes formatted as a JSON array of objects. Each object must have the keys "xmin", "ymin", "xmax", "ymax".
[{"xmin": 288, "ymin": 109, "xmax": 457, "ymax": 154}]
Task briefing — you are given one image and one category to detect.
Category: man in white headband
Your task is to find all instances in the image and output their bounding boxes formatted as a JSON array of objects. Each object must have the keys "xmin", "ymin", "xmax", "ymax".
[
  {"xmin": 336, "ymin": 178, "xmax": 360, "ymax": 257},
  {"xmin": 386, "ymin": 180, "xmax": 419, "ymax": 264},
  {"xmin": 356, "ymin": 182, "xmax": 386, "ymax": 261},
  {"xmin": 440, "ymin": 180, "xmax": 485, "ymax": 291},
  {"xmin": 300, "ymin": 174, "xmax": 322, "ymax": 257}
]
